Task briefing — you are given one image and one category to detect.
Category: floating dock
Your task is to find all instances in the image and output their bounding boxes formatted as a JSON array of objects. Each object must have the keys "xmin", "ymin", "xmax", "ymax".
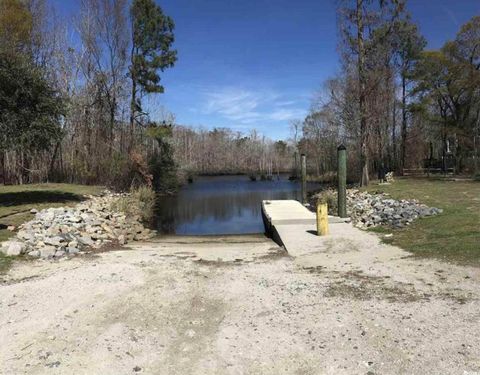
[
  {"xmin": 262, "ymin": 200, "xmax": 316, "ymax": 226},
  {"xmin": 262, "ymin": 200, "xmax": 348, "ymax": 256}
]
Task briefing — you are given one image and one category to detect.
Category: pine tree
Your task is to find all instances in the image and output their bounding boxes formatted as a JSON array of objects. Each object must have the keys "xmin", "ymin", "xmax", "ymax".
[{"xmin": 129, "ymin": 0, "xmax": 177, "ymax": 142}]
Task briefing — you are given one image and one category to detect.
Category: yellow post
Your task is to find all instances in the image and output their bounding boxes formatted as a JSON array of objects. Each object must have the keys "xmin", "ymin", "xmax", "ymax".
[{"xmin": 316, "ymin": 203, "xmax": 329, "ymax": 236}]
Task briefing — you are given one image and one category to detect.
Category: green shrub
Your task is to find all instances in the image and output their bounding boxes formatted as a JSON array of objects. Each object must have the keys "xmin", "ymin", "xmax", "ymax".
[{"xmin": 147, "ymin": 122, "xmax": 178, "ymax": 193}]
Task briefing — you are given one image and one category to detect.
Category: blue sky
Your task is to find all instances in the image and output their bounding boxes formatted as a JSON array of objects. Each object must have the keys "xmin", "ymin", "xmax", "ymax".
[{"xmin": 54, "ymin": 0, "xmax": 480, "ymax": 140}]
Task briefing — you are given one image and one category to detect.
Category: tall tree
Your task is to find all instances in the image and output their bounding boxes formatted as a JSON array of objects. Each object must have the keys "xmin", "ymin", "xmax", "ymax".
[
  {"xmin": 393, "ymin": 18, "xmax": 426, "ymax": 172},
  {"xmin": 455, "ymin": 16, "xmax": 480, "ymax": 174},
  {"xmin": 413, "ymin": 16, "xmax": 480, "ymax": 173},
  {"xmin": 339, "ymin": 0, "xmax": 403, "ymax": 185},
  {"xmin": 90, "ymin": 0, "xmax": 129, "ymax": 142},
  {"xmin": 356, "ymin": 0, "xmax": 369, "ymax": 186},
  {"xmin": 129, "ymin": 0, "xmax": 177, "ymax": 142}
]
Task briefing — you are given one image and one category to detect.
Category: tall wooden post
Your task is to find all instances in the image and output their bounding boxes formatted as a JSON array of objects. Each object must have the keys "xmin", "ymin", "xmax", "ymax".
[
  {"xmin": 301, "ymin": 154, "xmax": 307, "ymax": 204},
  {"xmin": 293, "ymin": 151, "xmax": 298, "ymax": 179},
  {"xmin": 337, "ymin": 145, "xmax": 347, "ymax": 218}
]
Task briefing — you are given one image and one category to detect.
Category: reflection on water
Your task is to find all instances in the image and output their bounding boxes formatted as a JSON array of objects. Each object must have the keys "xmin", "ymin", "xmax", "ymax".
[{"xmin": 154, "ymin": 175, "xmax": 320, "ymax": 235}]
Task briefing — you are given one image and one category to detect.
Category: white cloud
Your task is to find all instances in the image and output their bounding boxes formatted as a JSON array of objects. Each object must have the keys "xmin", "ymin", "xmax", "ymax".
[
  {"xmin": 201, "ymin": 87, "xmax": 305, "ymax": 125},
  {"xmin": 275, "ymin": 100, "xmax": 299, "ymax": 107},
  {"xmin": 268, "ymin": 108, "xmax": 306, "ymax": 121}
]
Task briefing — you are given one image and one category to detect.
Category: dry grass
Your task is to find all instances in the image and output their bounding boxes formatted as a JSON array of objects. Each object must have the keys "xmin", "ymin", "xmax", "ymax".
[{"xmin": 111, "ymin": 185, "xmax": 156, "ymax": 223}]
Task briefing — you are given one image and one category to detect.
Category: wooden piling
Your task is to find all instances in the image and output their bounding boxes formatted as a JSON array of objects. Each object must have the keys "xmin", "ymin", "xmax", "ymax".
[
  {"xmin": 337, "ymin": 144, "xmax": 347, "ymax": 218},
  {"xmin": 301, "ymin": 154, "xmax": 307, "ymax": 204},
  {"xmin": 316, "ymin": 203, "xmax": 329, "ymax": 236},
  {"xmin": 294, "ymin": 151, "xmax": 298, "ymax": 179}
]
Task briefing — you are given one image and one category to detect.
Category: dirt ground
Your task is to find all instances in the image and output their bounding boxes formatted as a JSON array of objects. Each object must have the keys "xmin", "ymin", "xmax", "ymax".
[{"xmin": 1, "ymin": 227, "xmax": 479, "ymax": 375}]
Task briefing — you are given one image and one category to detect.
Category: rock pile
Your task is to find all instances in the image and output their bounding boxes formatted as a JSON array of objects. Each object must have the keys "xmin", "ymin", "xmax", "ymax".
[
  {"xmin": 312, "ymin": 188, "xmax": 443, "ymax": 229},
  {"xmin": 1, "ymin": 193, "xmax": 155, "ymax": 259},
  {"xmin": 347, "ymin": 189, "xmax": 442, "ymax": 229}
]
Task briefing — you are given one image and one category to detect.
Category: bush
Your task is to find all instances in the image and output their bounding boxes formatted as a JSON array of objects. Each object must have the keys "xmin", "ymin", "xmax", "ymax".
[
  {"xmin": 111, "ymin": 185, "xmax": 156, "ymax": 223},
  {"xmin": 147, "ymin": 122, "xmax": 178, "ymax": 193},
  {"xmin": 312, "ymin": 189, "xmax": 338, "ymax": 215},
  {"xmin": 97, "ymin": 150, "xmax": 153, "ymax": 191},
  {"xmin": 132, "ymin": 186, "xmax": 156, "ymax": 221}
]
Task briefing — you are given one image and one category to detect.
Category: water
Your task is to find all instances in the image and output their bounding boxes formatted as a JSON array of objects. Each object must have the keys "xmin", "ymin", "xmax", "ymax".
[{"xmin": 154, "ymin": 175, "xmax": 321, "ymax": 235}]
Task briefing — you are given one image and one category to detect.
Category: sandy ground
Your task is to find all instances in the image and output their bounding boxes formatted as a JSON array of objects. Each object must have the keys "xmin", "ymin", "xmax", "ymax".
[{"xmin": 1, "ymin": 226, "xmax": 479, "ymax": 375}]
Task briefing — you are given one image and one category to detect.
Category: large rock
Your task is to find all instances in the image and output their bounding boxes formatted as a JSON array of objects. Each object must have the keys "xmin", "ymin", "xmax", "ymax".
[
  {"xmin": 118, "ymin": 235, "xmax": 126, "ymax": 245},
  {"xmin": 39, "ymin": 246, "xmax": 56, "ymax": 258},
  {"xmin": 66, "ymin": 216, "xmax": 82, "ymax": 223},
  {"xmin": 68, "ymin": 240, "xmax": 78, "ymax": 248},
  {"xmin": 44, "ymin": 236, "xmax": 65, "ymax": 246},
  {"xmin": 78, "ymin": 235, "xmax": 94, "ymax": 246},
  {"xmin": 66, "ymin": 247, "xmax": 79, "ymax": 254},
  {"xmin": 1, "ymin": 241, "xmax": 25, "ymax": 256}
]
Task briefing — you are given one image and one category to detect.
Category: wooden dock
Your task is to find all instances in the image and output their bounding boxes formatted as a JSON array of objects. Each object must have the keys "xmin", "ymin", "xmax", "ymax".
[{"xmin": 262, "ymin": 200, "xmax": 349, "ymax": 256}]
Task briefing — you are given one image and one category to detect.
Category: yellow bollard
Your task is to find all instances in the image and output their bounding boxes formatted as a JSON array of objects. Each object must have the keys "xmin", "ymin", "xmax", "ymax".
[{"xmin": 316, "ymin": 203, "xmax": 329, "ymax": 236}]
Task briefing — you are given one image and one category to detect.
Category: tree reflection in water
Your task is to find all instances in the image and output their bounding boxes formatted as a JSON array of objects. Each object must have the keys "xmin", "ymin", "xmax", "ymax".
[{"xmin": 154, "ymin": 175, "xmax": 321, "ymax": 235}]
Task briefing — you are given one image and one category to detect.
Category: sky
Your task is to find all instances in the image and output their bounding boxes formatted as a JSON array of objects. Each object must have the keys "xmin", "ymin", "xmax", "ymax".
[{"xmin": 53, "ymin": 0, "xmax": 480, "ymax": 140}]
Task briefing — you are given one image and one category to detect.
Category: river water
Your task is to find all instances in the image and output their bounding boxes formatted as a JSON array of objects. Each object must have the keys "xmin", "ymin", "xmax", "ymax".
[{"xmin": 154, "ymin": 175, "xmax": 321, "ymax": 235}]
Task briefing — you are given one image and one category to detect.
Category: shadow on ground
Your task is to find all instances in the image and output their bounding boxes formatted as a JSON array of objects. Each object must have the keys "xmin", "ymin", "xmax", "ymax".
[{"xmin": 0, "ymin": 191, "xmax": 85, "ymax": 209}]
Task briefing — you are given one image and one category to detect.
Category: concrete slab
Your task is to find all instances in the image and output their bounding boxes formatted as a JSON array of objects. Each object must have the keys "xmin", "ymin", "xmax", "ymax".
[
  {"xmin": 262, "ymin": 200, "xmax": 316, "ymax": 225},
  {"xmin": 262, "ymin": 199, "xmax": 350, "ymax": 256},
  {"xmin": 274, "ymin": 222, "xmax": 354, "ymax": 257}
]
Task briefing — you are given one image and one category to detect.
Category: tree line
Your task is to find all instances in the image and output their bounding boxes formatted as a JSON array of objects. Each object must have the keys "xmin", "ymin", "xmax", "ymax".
[
  {"xmin": 297, "ymin": 0, "xmax": 480, "ymax": 185},
  {"xmin": 0, "ymin": 0, "xmax": 178, "ymax": 190},
  {"xmin": 1, "ymin": 0, "xmax": 478, "ymax": 191},
  {"xmin": 172, "ymin": 126, "xmax": 293, "ymax": 177}
]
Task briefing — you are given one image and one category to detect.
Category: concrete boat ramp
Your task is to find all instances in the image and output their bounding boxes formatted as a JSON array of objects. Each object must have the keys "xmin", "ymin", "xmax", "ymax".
[{"xmin": 262, "ymin": 199, "xmax": 349, "ymax": 257}]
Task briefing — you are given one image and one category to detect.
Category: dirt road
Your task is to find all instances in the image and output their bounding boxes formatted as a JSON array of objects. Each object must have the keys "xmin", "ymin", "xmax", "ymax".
[{"xmin": 1, "ymin": 229, "xmax": 479, "ymax": 374}]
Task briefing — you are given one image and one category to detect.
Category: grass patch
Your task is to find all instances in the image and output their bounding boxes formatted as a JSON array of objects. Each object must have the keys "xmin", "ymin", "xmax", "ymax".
[
  {"xmin": 0, "ymin": 253, "xmax": 13, "ymax": 274},
  {"xmin": 366, "ymin": 226, "xmax": 395, "ymax": 245},
  {"xmin": 0, "ymin": 183, "xmax": 103, "ymax": 268},
  {"xmin": 365, "ymin": 177, "xmax": 480, "ymax": 266}
]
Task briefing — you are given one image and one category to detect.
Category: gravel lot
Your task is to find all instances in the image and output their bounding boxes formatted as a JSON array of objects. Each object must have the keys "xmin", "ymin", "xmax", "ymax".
[{"xmin": 1, "ymin": 229, "xmax": 479, "ymax": 374}]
